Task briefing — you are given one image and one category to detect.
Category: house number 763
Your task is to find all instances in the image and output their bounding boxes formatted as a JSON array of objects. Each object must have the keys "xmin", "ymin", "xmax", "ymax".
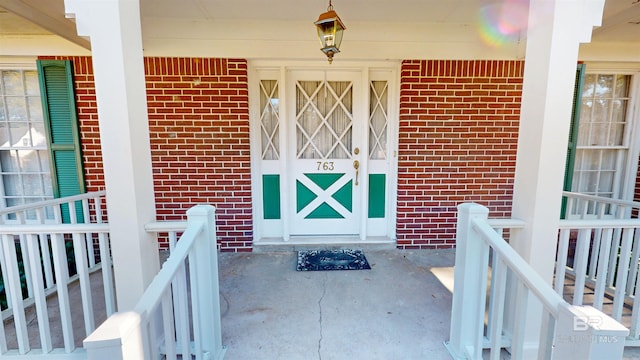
[{"xmin": 317, "ymin": 161, "xmax": 335, "ymax": 171}]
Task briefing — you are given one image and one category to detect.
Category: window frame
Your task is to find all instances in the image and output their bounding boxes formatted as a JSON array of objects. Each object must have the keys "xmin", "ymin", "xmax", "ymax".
[
  {"xmin": 0, "ymin": 59, "xmax": 86, "ymax": 223},
  {"xmin": 563, "ymin": 63, "xmax": 640, "ymax": 218},
  {"xmin": 0, "ymin": 65, "xmax": 55, "ymax": 216}
]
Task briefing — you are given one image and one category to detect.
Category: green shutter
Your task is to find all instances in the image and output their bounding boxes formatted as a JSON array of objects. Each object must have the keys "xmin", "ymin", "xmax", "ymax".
[
  {"xmin": 37, "ymin": 60, "xmax": 85, "ymax": 223},
  {"xmin": 561, "ymin": 63, "xmax": 586, "ymax": 219}
]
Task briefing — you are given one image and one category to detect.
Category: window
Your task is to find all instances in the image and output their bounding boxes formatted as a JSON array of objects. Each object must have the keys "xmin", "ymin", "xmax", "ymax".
[
  {"xmin": 564, "ymin": 65, "xmax": 638, "ymax": 217},
  {"xmin": 0, "ymin": 69, "xmax": 54, "ymax": 218},
  {"xmin": 0, "ymin": 60, "xmax": 85, "ymax": 222},
  {"xmin": 573, "ymin": 73, "xmax": 631, "ymax": 198}
]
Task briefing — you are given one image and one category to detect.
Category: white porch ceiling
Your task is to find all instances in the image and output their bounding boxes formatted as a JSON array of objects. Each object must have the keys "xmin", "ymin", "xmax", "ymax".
[{"xmin": 1, "ymin": 0, "xmax": 639, "ymax": 60}]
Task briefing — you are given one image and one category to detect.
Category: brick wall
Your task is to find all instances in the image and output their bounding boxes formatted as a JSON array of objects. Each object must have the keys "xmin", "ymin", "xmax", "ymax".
[
  {"xmin": 39, "ymin": 57, "xmax": 577, "ymax": 250},
  {"xmin": 145, "ymin": 58, "xmax": 251, "ymax": 251},
  {"xmin": 42, "ymin": 56, "xmax": 252, "ymax": 252},
  {"xmin": 397, "ymin": 60, "xmax": 523, "ymax": 249}
]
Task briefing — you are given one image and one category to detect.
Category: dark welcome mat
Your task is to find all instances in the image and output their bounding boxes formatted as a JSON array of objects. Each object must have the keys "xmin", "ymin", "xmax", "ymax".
[{"xmin": 296, "ymin": 249, "xmax": 372, "ymax": 271}]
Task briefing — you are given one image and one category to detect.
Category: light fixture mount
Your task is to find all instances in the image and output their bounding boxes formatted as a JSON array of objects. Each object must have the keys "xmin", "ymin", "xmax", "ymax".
[{"xmin": 314, "ymin": 0, "xmax": 346, "ymax": 64}]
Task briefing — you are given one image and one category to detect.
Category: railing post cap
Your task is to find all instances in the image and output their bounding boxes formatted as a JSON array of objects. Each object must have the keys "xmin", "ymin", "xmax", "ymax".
[
  {"xmin": 83, "ymin": 311, "xmax": 142, "ymax": 348},
  {"xmin": 559, "ymin": 304, "xmax": 629, "ymax": 335},
  {"xmin": 457, "ymin": 202, "xmax": 489, "ymax": 215},
  {"xmin": 186, "ymin": 205, "xmax": 216, "ymax": 217}
]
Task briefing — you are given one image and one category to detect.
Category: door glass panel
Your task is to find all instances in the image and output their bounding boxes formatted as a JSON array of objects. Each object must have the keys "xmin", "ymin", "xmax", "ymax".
[
  {"xmin": 259, "ymin": 80, "xmax": 280, "ymax": 160},
  {"xmin": 369, "ymin": 81, "xmax": 388, "ymax": 160},
  {"xmin": 296, "ymin": 80, "xmax": 353, "ymax": 159}
]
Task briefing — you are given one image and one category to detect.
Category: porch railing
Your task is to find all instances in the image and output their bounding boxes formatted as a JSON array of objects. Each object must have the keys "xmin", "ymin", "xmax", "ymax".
[
  {"xmin": 563, "ymin": 191, "xmax": 639, "ymax": 220},
  {"xmin": 446, "ymin": 203, "xmax": 628, "ymax": 359},
  {"xmin": 83, "ymin": 205, "xmax": 225, "ymax": 360},
  {"xmin": 0, "ymin": 191, "xmax": 114, "ymax": 356},
  {"xmin": 556, "ymin": 192, "xmax": 640, "ymax": 345}
]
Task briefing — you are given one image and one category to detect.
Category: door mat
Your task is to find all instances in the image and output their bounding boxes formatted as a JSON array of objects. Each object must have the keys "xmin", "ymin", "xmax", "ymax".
[{"xmin": 296, "ymin": 249, "xmax": 371, "ymax": 271}]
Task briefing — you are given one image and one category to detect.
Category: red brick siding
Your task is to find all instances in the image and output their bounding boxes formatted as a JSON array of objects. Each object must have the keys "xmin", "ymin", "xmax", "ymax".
[
  {"xmin": 397, "ymin": 60, "xmax": 523, "ymax": 249},
  {"xmin": 145, "ymin": 58, "xmax": 251, "ymax": 251},
  {"xmin": 38, "ymin": 56, "xmax": 532, "ymax": 251},
  {"xmin": 40, "ymin": 56, "xmax": 251, "ymax": 252}
]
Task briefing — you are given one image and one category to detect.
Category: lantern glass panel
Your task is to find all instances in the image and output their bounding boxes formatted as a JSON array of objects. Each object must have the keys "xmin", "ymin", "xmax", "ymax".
[{"xmin": 334, "ymin": 27, "xmax": 344, "ymax": 48}]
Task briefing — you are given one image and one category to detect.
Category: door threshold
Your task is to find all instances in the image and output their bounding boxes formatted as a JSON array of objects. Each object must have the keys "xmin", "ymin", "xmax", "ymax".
[{"xmin": 253, "ymin": 236, "xmax": 396, "ymax": 252}]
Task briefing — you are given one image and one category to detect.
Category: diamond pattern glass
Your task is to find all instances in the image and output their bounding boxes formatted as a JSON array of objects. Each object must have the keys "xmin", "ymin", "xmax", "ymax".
[
  {"xmin": 369, "ymin": 81, "xmax": 388, "ymax": 160},
  {"xmin": 296, "ymin": 80, "xmax": 353, "ymax": 159},
  {"xmin": 259, "ymin": 80, "xmax": 280, "ymax": 160}
]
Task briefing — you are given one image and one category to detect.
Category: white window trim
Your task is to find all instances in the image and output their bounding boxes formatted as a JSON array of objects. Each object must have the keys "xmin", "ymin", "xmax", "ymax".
[
  {"xmin": 579, "ymin": 66, "xmax": 640, "ymax": 203},
  {"xmin": 0, "ymin": 65, "xmax": 55, "ymax": 216}
]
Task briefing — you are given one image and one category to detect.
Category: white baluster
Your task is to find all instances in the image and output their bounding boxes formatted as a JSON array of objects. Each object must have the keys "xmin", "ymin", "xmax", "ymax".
[
  {"xmin": 593, "ymin": 228, "xmax": 613, "ymax": 310},
  {"xmin": 571, "ymin": 229, "xmax": 591, "ymax": 305},
  {"xmin": 2, "ymin": 234, "xmax": 30, "ymax": 353},
  {"xmin": 554, "ymin": 229, "xmax": 570, "ymax": 294},
  {"xmin": 51, "ymin": 233, "xmax": 75, "ymax": 352},
  {"xmin": 488, "ymin": 255, "xmax": 507, "ymax": 360},
  {"xmin": 612, "ymin": 228, "xmax": 634, "ymax": 321},
  {"xmin": 36, "ymin": 208, "xmax": 54, "ymax": 288},
  {"xmin": 83, "ymin": 199, "xmax": 96, "ymax": 268},
  {"xmin": 161, "ymin": 289, "xmax": 177, "ymax": 359},
  {"xmin": 25, "ymin": 233, "xmax": 52, "ymax": 352}
]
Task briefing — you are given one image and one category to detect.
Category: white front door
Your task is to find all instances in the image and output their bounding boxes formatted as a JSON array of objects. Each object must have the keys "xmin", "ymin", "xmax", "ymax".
[{"xmin": 287, "ymin": 70, "xmax": 363, "ymax": 236}]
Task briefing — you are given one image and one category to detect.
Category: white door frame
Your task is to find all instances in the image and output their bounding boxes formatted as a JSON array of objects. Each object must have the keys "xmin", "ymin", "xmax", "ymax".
[{"xmin": 248, "ymin": 60, "xmax": 401, "ymax": 245}]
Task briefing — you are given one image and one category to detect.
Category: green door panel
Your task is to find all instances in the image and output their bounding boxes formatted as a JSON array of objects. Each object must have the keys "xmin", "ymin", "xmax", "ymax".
[
  {"xmin": 332, "ymin": 180, "xmax": 352, "ymax": 212},
  {"xmin": 368, "ymin": 174, "xmax": 386, "ymax": 218},
  {"xmin": 263, "ymin": 175, "xmax": 281, "ymax": 219},
  {"xmin": 306, "ymin": 202, "xmax": 344, "ymax": 219},
  {"xmin": 305, "ymin": 173, "xmax": 345, "ymax": 190},
  {"xmin": 296, "ymin": 180, "xmax": 318, "ymax": 212}
]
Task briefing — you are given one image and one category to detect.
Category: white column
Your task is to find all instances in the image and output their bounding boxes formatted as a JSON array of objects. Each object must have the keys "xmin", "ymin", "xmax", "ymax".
[
  {"xmin": 509, "ymin": 0, "xmax": 604, "ymax": 355},
  {"xmin": 64, "ymin": 0, "xmax": 159, "ymax": 310}
]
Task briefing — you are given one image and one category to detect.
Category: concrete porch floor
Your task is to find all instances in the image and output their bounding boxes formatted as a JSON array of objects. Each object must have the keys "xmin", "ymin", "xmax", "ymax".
[
  {"xmin": 218, "ymin": 249, "xmax": 640, "ymax": 360},
  {"xmin": 218, "ymin": 249, "xmax": 457, "ymax": 360}
]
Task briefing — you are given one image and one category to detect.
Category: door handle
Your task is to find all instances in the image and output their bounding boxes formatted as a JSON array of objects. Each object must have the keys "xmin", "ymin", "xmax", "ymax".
[{"xmin": 353, "ymin": 160, "xmax": 359, "ymax": 186}]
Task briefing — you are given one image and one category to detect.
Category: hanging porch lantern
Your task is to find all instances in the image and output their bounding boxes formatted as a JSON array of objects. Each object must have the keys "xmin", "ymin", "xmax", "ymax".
[{"xmin": 314, "ymin": 0, "xmax": 346, "ymax": 64}]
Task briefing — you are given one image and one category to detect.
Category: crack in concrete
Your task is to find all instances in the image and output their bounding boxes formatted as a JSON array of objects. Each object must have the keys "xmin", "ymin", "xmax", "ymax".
[{"xmin": 317, "ymin": 273, "xmax": 328, "ymax": 360}]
